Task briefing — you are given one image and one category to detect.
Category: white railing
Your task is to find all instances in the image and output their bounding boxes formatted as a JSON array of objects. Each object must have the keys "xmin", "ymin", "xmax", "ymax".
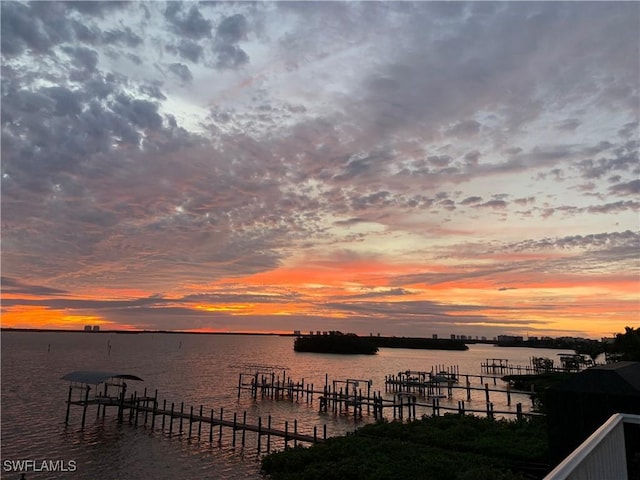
[{"xmin": 544, "ymin": 412, "xmax": 640, "ymax": 480}]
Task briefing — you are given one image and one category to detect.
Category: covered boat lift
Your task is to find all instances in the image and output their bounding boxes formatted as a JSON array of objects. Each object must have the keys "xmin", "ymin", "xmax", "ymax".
[{"xmin": 61, "ymin": 370, "xmax": 145, "ymax": 427}]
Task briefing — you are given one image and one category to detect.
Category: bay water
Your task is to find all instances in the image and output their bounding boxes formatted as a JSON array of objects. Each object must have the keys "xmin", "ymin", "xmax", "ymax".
[{"xmin": 1, "ymin": 331, "xmax": 573, "ymax": 479}]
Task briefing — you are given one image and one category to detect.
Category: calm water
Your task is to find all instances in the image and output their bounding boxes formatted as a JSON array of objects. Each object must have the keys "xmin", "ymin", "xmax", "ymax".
[{"xmin": 1, "ymin": 332, "xmax": 574, "ymax": 479}]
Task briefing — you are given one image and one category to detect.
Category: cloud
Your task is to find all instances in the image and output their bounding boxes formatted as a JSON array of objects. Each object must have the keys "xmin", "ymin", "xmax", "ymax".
[
  {"xmin": 216, "ymin": 14, "xmax": 248, "ymax": 44},
  {"xmin": 165, "ymin": 3, "xmax": 212, "ymax": 40},
  {"xmin": 460, "ymin": 196, "xmax": 483, "ymax": 205},
  {"xmin": 168, "ymin": 63, "xmax": 193, "ymax": 83},
  {"xmin": 556, "ymin": 118, "xmax": 581, "ymax": 131},
  {"xmin": 587, "ymin": 201, "xmax": 640, "ymax": 214},
  {"xmin": 1, "ymin": 2, "xmax": 55, "ymax": 56},
  {"xmin": 445, "ymin": 119, "xmax": 481, "ymax": 137},
  {"xmin": 609, "ymin": 179, "xmax": 640, "ymax": 196},
  {"xmin": 1, "ymin": 1, "xmax": 638, "ymax": 336},
  {"xmin": 1, "ymin": 277, "xmax": 69, "ymax": 297},
  {"xmin": 477, "ymin": 200, "xmax": 508, "ymax": 209},
  {"xmin": 174, "ymin": 40, "xmax": 203, "ymax": 63}
]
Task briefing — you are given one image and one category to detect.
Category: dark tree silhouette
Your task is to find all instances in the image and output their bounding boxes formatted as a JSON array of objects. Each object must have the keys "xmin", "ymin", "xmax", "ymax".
[{"xmin": 608, "ymin": 326, "xmax": 640, "ymax": 361}]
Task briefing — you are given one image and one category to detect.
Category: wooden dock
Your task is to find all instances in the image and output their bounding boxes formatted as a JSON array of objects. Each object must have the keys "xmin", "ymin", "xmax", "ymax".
[
  {"xmin": 66, "ymin": 387, "xmax": 327, "ymax": 452},
  {"xmin": 234, "ymin": 365, "xmax": 542, "ymax": 422},
  {"xmin": 481, "ymin": 356, "xmax": 593, "ymax": 375},
  {"xmin": 63, "ymin": 364, "xmax": 543, "ymax": 455},
  {"xmin": 62, "ymin": 370, "xmax": 327, "ymax": 453}
]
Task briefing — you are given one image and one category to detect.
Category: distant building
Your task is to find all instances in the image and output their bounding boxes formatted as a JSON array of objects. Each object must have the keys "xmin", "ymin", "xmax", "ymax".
[
  {"xmin": 92, "ymin": 325, "xmax": 100, "ymax": 332},
  {"xmin": 293, "ymin": 330, "xmax": 301, "ymax": 336},
  {"xmin": 432, "ymin": 334, "xmax": 438, "ymax": 339},
  {"xmin": 84, "ymin": 325, "xmax": 93, "ymax": 332},
  {"xmin": 451, "ymin": 334, "xmax": 456, "ymax": 340}
]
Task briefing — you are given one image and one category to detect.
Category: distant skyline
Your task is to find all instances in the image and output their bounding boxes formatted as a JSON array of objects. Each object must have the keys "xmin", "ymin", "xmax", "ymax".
[{"xmin": 1, "ymin": 1, "xmax": 638, "ymax": 339}]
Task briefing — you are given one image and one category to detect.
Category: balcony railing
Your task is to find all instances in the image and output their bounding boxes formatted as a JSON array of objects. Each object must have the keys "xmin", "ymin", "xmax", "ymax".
[{"xmin": 544, "ymin": 412, "xmax": 640, "ymax": 480}]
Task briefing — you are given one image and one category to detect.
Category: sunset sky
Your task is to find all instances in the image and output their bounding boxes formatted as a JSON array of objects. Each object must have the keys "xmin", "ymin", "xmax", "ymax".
[{"xmin": 1, "ymin": 1, "xmax": 638, "ymax": 339}]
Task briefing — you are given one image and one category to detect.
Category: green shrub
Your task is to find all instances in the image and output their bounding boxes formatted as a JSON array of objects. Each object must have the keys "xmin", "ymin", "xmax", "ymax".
[{"xmin": 262, "ymin": 415, "xmax": 547, "ymax": 480}]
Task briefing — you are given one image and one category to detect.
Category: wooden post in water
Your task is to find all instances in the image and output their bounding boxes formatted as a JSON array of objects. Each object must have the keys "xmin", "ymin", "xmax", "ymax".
[
  {"xmin": 242, "ymin": 411, "xmax": 247, "ymax": 446},
  {"xmin": 253, "ymin": 373, "xmax": 258, "ymax": 400},
  {"xmin": 412, "ymin": 395, "xmax": 416, "ymax": 419},
  {"xmin": 232, "ymin": 412, "xmax": 237, "ymax": 447},
  {"xmin": 219, "ymin": 407, "xmax": 223, "ymax": 443},
  {"xmin": 198, "ymin": 405, "xmax": 203, "ymax": 438},
  {"xmin": 134, "ymin": 394, "xmax": 140, "ymax": 427},
  {"xmin": 267, "ymin": 415, "xmax": 272, "ymax": 452},
  {"xmin": 257, "ymin": 416, "xmax": 262, "ymax": 452},
  {"xmin": 143, "ymin": 387, "xmax": 148, "ymax": 425},
  {"xmin": 294, "ymin": 419, "xmax": 298, "ymax": 447},
  {"xmin": 65, "ymin": 385, "xmax": 73, "ymax": 424},
  {"xmin": 151, "ymin": 391, "xmax": 158, "ymax": 429},
  {"xmin": 129, "ymin": 392, "xmax": 136, "ymax": 424},
  {"xmin": 209, "ymin": 409, "xmax": 214, "ymax": 443},
  {"xmin": 188, "ymin": 405, "xmax": 193, "ymax": 439},
  {"xmin": 531, "ymin": 384, "xmax": 536, "ymax": 407},
  {"xmin": 81, "ymin": 385, "xmax": 90, "ymax": 428},
  {"xmin": 284, "ymin": 420, "xmax": 289, "ymax": 450},
  {"xmin": 179, "ymin": 402, "xmax": 184, "ymax": 434},
  {"xmin": 516, "ymin": 403, "xmax": 523, "ymax": 422},
  {"xmin": 161, "ymin": 399, "xmax": 167, "ymax": 431},
  {"xmin": 102, "ymin": 383, "xmax": 109, "ymax": 418},
  {"xmin": 507, "ymin": 384, "xmax": 511, "ymax": 406},
  {"xmin": 169, "ymin": 402, "xmax": 174, "ymax": 435},
  {"xmin": 432, "ymin": 397, "xmax": 439, "ymax": 417}
]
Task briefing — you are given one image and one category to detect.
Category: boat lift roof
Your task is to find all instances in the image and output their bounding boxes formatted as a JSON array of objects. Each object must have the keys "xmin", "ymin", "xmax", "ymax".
[{"xmin": 61, "ymin": 371, "xmax": 144, "ymax": 385}]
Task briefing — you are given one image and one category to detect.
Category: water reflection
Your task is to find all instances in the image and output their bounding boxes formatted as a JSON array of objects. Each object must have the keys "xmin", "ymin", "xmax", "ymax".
[{"xmin": 1, "ymin": 332, "xmax": 574, "ymax": 479}]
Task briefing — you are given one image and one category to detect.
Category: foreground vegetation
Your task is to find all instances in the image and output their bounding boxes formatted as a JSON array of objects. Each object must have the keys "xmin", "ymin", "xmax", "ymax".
[{"xmin": 262, "ymin": 415, "xmax": 549, "ymax": 480}]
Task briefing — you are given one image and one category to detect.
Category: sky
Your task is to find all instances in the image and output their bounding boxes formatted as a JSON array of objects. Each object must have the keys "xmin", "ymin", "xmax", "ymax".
[{"xmin": 1, "ymin": 1, "xmax": 639, "ymax": 339}]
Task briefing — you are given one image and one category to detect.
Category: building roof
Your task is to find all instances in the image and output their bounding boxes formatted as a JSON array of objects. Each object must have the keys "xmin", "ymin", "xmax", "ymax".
[
  {"xmin": 60, "ymin": 371, "xmax": 144, "ymax": 385},
  {"xmin": 550, "ymin": 361, "xmax": 640, "ymax": 394}
]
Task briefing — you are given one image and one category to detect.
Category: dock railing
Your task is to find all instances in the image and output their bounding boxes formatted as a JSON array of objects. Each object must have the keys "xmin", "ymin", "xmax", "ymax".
[{"xmin": 543, "ymin": 412, "xmax": 640, "ymax": 480}]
